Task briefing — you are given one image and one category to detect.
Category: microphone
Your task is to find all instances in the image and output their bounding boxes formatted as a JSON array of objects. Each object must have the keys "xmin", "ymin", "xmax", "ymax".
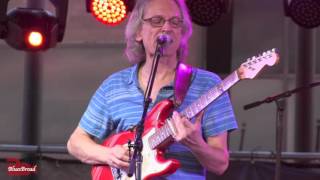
[{"xmin": 156, "ymin": 34, "xmax": 172, "ymax": 46}]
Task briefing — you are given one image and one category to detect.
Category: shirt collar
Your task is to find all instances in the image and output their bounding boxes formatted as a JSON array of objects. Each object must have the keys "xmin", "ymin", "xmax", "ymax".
[
  {"xmin": 127, "ymin": 62, "xmax": 196, "ymax": 87},
  {"xmin": 127, "ymin": 64, "xmax": 139, "ymax": 85}
]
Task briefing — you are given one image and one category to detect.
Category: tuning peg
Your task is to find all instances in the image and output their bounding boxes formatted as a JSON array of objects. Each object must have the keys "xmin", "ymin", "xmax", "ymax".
[{"xmin": 272, "ymin": 48, "xmax": 280, "ymax": 55}]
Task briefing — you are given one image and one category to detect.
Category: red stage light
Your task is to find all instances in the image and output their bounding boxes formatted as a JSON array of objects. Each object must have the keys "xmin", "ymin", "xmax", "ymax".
[
  {"xmin": 91, "ymin": 0, "xmax": 127, "ymax": 25},
  {"xmin": 26, "ymin": 31, "xmax": 44, "ymax": 47}
]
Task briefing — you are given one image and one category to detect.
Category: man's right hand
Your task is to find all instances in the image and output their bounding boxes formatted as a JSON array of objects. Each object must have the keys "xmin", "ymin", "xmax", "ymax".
[
  {"xmin": 106, "ymin": 144, "xmax": 130, "ymax": 170},
  {"xmin": 67, "ymin": 126, "xmax": 130, "ymax": 170}
]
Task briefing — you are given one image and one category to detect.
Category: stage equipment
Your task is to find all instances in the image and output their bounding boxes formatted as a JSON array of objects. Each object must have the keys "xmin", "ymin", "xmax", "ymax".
[
  {"xmin": 244, "ymin": 81, "xmax": 320, "ymax": 180},
  {"xmin": 0, "ymin": 0, "xmax": 68, "ymax": 51},
  {"xmin": 86, "ymin": 0, "xmax": 135, "ymax": 25},
  {"xmin": 185, "ymin": 0, "xmax": 231, "ymax": 26},
  {"xmin": 284, "ymin": 0, "xmax": 320, "ymax": 28}
]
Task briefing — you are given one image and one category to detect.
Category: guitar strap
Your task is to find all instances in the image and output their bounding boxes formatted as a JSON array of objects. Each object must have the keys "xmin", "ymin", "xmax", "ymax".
[{"xmin": 174, "ymin": 62, "xmax": 193, "ymax": 107}]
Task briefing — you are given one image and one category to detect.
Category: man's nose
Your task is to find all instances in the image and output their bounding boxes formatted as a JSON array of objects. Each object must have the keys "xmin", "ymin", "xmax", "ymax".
[{"xmin": 161, "ymin": 20, "xmax": 172, "ymax": 31}]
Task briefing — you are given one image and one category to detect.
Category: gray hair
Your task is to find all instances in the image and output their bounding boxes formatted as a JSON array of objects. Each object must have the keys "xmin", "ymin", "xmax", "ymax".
[{"xmin": 125, "ymin": 0, "xmax": 193, "ymax": 64}]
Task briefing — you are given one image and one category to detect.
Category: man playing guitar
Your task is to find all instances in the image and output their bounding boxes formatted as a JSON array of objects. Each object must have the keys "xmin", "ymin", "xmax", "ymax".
[{"xmin": 67, "ymin": 0, "xmax": 239, "ymax": 179}]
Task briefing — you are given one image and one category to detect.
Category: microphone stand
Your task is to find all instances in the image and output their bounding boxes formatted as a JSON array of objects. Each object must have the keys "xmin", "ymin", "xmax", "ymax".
[
  {"xmin": 243, "ymin": 81, "xmax": 320, "ymax": 180},
  {"xmin": 127, "ymin": 43, "xmax": 164, "ymax": 180}
]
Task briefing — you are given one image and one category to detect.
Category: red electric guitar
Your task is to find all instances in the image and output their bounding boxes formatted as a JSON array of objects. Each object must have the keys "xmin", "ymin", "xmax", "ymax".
[{"xmin": 92, "ymin": 49, "xmax": 280, "ymax": 180}]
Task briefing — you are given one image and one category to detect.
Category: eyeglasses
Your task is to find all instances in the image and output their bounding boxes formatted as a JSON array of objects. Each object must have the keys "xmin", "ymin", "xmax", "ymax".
[{"xmin": 143, "ymin": 16, "xmax": 183, "ymax": 28}]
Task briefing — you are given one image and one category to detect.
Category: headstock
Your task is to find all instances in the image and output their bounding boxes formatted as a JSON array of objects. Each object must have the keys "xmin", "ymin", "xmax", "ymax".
[{"xmin": 238, "ymin": 49, "xmax": 280, "ymax": 79}]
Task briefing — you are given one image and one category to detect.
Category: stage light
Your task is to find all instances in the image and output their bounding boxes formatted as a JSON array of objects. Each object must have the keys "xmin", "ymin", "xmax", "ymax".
[
  {"xmin": 185, "ymin": 0, "xmax": 230, "ymax": 26},
  {"xmin": 0, "ymin": 0, "xmax": 68, "ymax": 51},
  {"xmin": 26, "ymin": 31, "xmax": 44, "ymax": 47},
  {"xmin": 86, "ymin": 0, "xmax": 135, "ymax": 26},
  {"xmin": 3, "ymin": 8, "xmax": 58, "ymax": 51},
  {"xmin": 284, "ymin": 0, "xmax": 320, "ymax": 29}
]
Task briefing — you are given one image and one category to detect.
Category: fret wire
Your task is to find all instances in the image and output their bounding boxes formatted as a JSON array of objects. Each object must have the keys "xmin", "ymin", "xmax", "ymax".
[
  {"xmin": 154, "ymin": 136, "xmax": 157, "ymax": 147},
  {"xmin": 149, "ymin": 135, "xmax": 154, "ymax": 148},
  {"xmin": 224, "ymin": 72, "xmax": 238, "ymax": 90},
  {"xmin": 210, "ymin": 87, "xmax": 217, "ymax": 98},
  {"xmin": 164, "ymin": 126, "xmax": 168, "ymax": 137},
  {"xmin": 158, "ymin": 128, "xmax": 162, "ymax": 141},
  {"xmin": 224, "ymin": 76, "xmax": 231, "ymax": 90},
  {"xmin": 180, "ymin": 109, "xmax": 188, "ymax": 118},
  {"xmin": 185, "ymin": 107, "xmax": 192, "ymax": 118},
  {"xmin": 166, "ymin": 121, "xmax": 174, "ymax": 136},
  {"xmin": 188, "ymin": 106, "xmax": 195, "ymax": 117},
  {"xmin": 162, "ymin": 124, "xmax": 168, "ymax": 138},
  {"xmin": 159, "ymin": 127, "xmax": 164, "ymax": 141},
  {"xmin": 225, "ymin": 74, "xmax": 233, "ymax": 89},
  {"xmin": 154, "ymin": 136, "xmax": 157, "ymax": 146},
  {"xmin": 200, "ymin": 95, "xmax": 207, "ymax": 107},
  {"xmin": 195, "ymin": 100, "xmax": 201, "ymax": 110},
  {"xmin": 192, "ymin": 101, "xmax": 199, "ymax": 117},
  {"xmin": 206, "ymin": 89, "xmax": 214, "ymax": 101},
  {"xmin": 153, "ymin": 132, "xmax": 157, "ymax": 146},
  {"xmin": 161, "ymin": 129, "xmax": 165, "ymax": 140},
  {"xmin": 191, "ymin": 103, "xmax": 198, "ymax": 116},
  {"xmin": 168, "ymin": 123, "xmax": 173, "ymax": 136},
  {"xmin": 167, "ymin": 125, "xmax": 172, "ymax": 136},
  {"xmin": 197, "ymin": 101, "xmax": 202, "ymax": 111},
  {"xmin": 152, "ymin": 123, "xmax": 170, "ymax": 148},
  {"xmin": 206, "ymin": 94, "xmax": 211, "ymax": 104},
  {"xmin": 165, "ymin": 124, "xmax": 171, "ymax": 136}
]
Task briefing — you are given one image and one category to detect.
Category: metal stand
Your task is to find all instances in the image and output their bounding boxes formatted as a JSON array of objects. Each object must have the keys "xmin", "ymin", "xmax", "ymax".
[
  {"xmin": 22, "ymin": 52, "xmax": 41, "ymax": 180},
  {"xmin": 243, "ymin": 81, "xmax": 320, "ymax": 180},
  {"xmin": 238, "ymin": 123, "xmax": 246, "ymax": 151},
  {"xmin": 127, "ymin": 43, "xmax": 164, "ymax": 180},
  {"xmin": 22, "ymin": 2, "xmax": 44, "ymax": 180},
  {"xmin": 275, "ymin": 99, "xmax": 285, "ymax": 180},
  {"xmin": 316, "ymin": 119, "xmax": 320, "ymax": 152}
]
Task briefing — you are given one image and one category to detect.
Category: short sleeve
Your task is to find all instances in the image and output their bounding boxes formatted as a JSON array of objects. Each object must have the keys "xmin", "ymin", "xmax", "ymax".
[
  {"xmin": 79, "ymin": 81, "xmax": 114, "ymax": 140},
  {"xmin": 201, "ymin": 75, "xmax": 238, "ymax": 138}
]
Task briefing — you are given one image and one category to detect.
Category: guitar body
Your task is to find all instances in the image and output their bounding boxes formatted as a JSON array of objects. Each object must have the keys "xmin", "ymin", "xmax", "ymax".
[{"xmin": 91, "ymin": 99, "xmax": 180, "ymax": 180}]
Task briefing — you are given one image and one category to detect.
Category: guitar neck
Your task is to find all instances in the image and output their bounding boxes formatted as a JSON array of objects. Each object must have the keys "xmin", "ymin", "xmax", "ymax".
[
  {"xmin": 181, "ymin": 70, "xmax": 240, "ymax": 119},
  {"xmin": 149, "ymin": 70, "xmax": 240, "ymax": 150}
]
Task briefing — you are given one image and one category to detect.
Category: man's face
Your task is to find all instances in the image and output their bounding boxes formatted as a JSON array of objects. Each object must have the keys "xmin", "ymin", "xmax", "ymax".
[{"xmin": 136, "ymin": 0, "xmax": 183, "ymax": 59}]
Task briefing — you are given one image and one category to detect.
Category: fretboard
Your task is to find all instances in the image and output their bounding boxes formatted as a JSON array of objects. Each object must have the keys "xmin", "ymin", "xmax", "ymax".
[
  {"xmin": 149, "ymin": 70, "xmax": 240, "ymax": 149},
  {"xmin": 180, "ymin": 70, "xmax": 240, "ymax": 119}
]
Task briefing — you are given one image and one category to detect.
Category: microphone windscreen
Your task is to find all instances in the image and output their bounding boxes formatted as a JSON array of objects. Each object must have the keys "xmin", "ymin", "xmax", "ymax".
[{"xmin": 157, "ymin": 34, "xmax": 172, "ymax": 46}]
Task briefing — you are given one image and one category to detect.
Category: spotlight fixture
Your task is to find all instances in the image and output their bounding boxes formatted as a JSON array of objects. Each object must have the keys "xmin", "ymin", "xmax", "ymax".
[
  {"xmin": 0, "ymin": 0, "xmax": 68, "ymax": 51},
  {"xmin": 185, "ymin": 0, "xmax": 230, "ymax": 26},
  {"xmin": 27, "ymin": 31, "xmax": 44, "ymax": 48},
  {"xmin": 284, "ymin": 0, "xmax": 320, "ymax": 29},
  {"xmin": 86, "ymin": 0, "xmax": 135, "ymax": 26}
]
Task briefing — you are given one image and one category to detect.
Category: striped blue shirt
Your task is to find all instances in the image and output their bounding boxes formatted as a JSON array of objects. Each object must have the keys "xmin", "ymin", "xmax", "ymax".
[{"xmin": 79, "ymin": 64, "xmax": 238, "ymax": 179}]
